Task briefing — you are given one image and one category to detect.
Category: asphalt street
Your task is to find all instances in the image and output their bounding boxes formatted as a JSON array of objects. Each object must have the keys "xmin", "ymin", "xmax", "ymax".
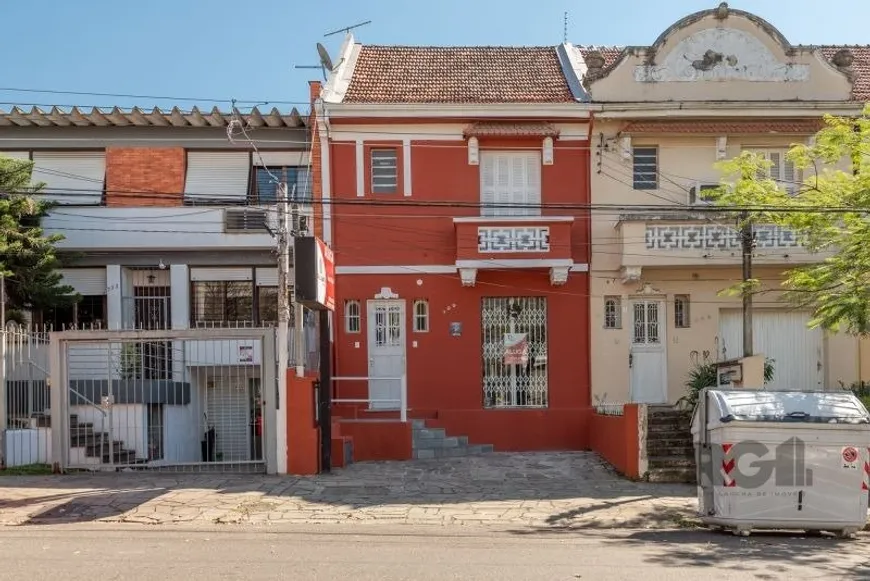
[{"xmin": 0, "ymin": 523, "xmax": 868, "ymax": 580}]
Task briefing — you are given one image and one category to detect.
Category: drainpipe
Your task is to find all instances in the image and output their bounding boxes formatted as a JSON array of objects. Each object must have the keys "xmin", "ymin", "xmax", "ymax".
[{"xmin": 585, "ymin": 110, "xmax": 595, "ymax": 410}]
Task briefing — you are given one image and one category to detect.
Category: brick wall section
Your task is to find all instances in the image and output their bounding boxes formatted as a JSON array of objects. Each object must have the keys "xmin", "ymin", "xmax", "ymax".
[
  {"xmin": 105, "ymin": 147, "xmax": 186, "ymax": 207},
  {"xmin": 308, "ymin": 81, "xmax": 324, "ymax": 240}
]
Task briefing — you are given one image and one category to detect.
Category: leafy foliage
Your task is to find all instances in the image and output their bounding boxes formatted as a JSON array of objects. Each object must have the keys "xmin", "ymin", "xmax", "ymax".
[
  {"xmin": 676, "ymin": 350, "xmax": 775, "ymax": 410},
  {"xmin": 0, "ymin": 156, "xmax": 76, "ymax": 313},
  {"xmin": 708, "ymin": 104, "xmax": 870, "ymax": 334}
]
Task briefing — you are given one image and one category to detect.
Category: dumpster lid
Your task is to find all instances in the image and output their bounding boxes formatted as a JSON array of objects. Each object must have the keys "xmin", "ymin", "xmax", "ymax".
[{"xmin": 706, "ymin": 389, "xmax": 870, "ymax": 424}]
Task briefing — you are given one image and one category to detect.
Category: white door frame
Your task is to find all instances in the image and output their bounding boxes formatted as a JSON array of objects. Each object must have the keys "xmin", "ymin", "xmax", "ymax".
[
  {"xmin": 366, "ymin": 299, "xmax": 407, "ymax": 410},
  {"xmin": 628, "ymin": 297, "xmax": 669, "ymax": 404}
]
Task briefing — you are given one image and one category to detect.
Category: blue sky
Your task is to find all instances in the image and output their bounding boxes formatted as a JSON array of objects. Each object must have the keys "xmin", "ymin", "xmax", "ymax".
[{"xmin": 0, "ymin": 1, "xmax": 865, "ymax": 113}]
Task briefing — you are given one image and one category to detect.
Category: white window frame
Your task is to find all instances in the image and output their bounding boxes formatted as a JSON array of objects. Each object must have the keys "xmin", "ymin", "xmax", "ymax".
[
  {"xmin": 674, "ymin": 295, "xmax": 691, "ymax": 329},
  {"xmin": 345, "ymin": 300, "xmax": 361, "ymax": 333},
  {"xmin": 479, "ymin": 151, "xmax": 541, "ymax": 217},
  {"xmin": 604, "ymin": 296, "xmax": 622, "ymax": 329},
  {"xmin": 413, "ymin": 299, "xmax": 429, "ymax": 333},
  {"xmin": 746, "ymin": 148, "xmax": 800, "ymax": 194},
  {"xmin": 370, "ymin": 148, "xmax": 398, "ymax": 194},
  {"xmin": 631, "ymin": 146, "xmax": 658, "ymax": 190}
]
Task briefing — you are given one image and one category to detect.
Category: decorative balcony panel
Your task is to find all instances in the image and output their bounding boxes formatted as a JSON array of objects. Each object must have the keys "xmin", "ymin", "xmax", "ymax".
[
  {"xmin": 615, "ymin": 217, "xmax": 829, "ymax": 270},
  {"xmin": 454, "ymin": 217, "xmax": 573, "ymax": 262},
  {"xmin": 478, "ymin": 226, "xmax": 551, "ymax": 253}
]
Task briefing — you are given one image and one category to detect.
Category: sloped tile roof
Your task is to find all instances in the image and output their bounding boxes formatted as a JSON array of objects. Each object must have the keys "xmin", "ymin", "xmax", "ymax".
[
  {"xmin": 577, "ymin": 46, "xmax": 624, "ymax": 70},
  {"xmin": 463, "ymin": 121, "xmax": 560, "ymax": 138},
  {"xmin": 343, "ymin": 46, "xmax": 575, "ymax": 103},
  {"xmin": 622, "ymin": 119, "xmax": 824, "ymax": 134},
  {"xmin": 818, "ymin": 46, "xmax": 870, "ymax": 101},
  {"xmin": 0, "ymin": 106, "xmax": 305, "ymax": 128}
]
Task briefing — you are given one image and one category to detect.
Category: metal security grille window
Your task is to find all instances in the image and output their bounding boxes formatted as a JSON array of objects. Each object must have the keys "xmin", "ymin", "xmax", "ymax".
[
  {"xmin": 192, "ymin": 281, "xmax": 254, "ymax": 327},
  {"xmin": 413, "ymin": 300, "xmax": 429, "ymax": 332},
  {"xmin": 257, "ymin": 286, "xmax": 279, "ymax": 327},
  {"xmin": 674, "ymin": 295, "xmax": 691, "ymax": 328},
  {"xmin": 481, "ymin": 297, "xmax": 548, "ymax": 408},
  {"xmin": 253, "ymin": 166, "xmax": 311, "ymax": 203},
  {"xmin": 479, "ymin": 151, "xmax": 542, "ymax": 217},
  {"xmin": 633, "ymin": 301, "xmax": 661, "ymax": 344},
  {"xmin": 41, "ymin": 295, "xmax": 107, "ymax": 329},
  {"xmin": 344, "ymin": 300, "xmax": 361, "ymax": 333},
  {"xmin": 603, "ymin": 296, "xmax": 622, "ymax": 329},
  {"xmin": 371, "ymin": 149, "xmax": 398, "ymax": 194},
  {"xmin": 632, "ymin": 146, "xmax": 658, "ymax": 190}
]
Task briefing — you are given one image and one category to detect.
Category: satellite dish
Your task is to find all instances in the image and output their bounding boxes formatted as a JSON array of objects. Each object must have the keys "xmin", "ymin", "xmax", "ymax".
[{"xmin": 317, "ymin": 43, "xmax": 334, "ymax": 72}]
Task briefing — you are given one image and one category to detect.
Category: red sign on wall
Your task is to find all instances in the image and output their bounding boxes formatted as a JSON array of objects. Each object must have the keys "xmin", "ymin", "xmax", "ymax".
[{"xmin": 294, "ymin": 236, "xmax": 335, "ymax": 311}]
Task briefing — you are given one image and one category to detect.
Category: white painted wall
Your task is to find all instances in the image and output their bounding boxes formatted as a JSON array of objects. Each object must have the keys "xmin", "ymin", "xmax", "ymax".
[
  {"xmin": 43, "ymin": 207, "xmax": 278, "ymax": 251},
  {"xmin": 185, "ymin": 339, "xmax": 262, "ymax": 367},
  {"xmin": 4, "ymin": 428, "xmax": 51, "ymax": 466},
  {"xmin": 71, "ymin": 403, "xmax": 148, "ymax": 461},
  {"xmin": 163, "ymin": 404, "xmax": 202, "ymax": 464}
]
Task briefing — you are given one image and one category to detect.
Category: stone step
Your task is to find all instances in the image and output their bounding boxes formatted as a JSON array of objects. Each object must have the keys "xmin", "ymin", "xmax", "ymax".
[
  {"xmin": 647, "ymin": 415, "xmax": 692, "ymax": 428},
  {"xmin": 647, "ymin": 445, "xmax": 695, "ymax": 458},
  {"xmin": 413, "ymin": 435, "xmax": 460, "ymax": 450},
  {"xmin": 101, "ymin": 450, "xmax": 138, "ymax": 464},
  {"xmin": 85, "ymin": 441, "xmax": 126, "ymax": 456},
  {"xmin": 647, "ymin": 466, "xmax": 697, "ymax": 483},
  {"xmin": 649, "ymin": 456, "xmax": 695, "ymax": 469},
  {"xmin": 413, "ymin": 444, "xmax": 494, "ymax": 460},
  {"xmin": 413, "ymin": 427, "xmax": 446, "ymax": 440}
]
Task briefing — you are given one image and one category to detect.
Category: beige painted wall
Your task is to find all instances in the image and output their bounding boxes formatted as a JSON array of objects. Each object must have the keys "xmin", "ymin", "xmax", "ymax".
[
  {"xmin": 590, "ymin": 266, "xmax": 861, "ymax": 404},
  {"xmin": 587, "ymin": 12, "xmax": 852, "ymax": 102}
]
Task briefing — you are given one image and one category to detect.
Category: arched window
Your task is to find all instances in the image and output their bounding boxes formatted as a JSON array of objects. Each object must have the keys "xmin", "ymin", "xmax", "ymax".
[
  {"xmin": 345, "ymin": 300, "xmax": 361, "ymax": 333},
  {"xmin": 413, "ymin": 299, "xmax": 429, "ymax": 333}
]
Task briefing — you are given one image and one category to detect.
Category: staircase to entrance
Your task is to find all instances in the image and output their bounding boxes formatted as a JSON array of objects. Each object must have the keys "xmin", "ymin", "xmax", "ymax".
[
  {"xmin": 412, "ymin": 419, "xmax": 494, "ymax": 460},
  {"xmin": 645, "ymin": 406, "xmax": 695, "ymax": 483}
]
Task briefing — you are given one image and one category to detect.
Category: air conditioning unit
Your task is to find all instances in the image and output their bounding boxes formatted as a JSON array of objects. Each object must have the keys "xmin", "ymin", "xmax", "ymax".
[
  {"xmin": 688, "ymin": 182, "xmax": 720, "ymax": 205},
  {"xmin": 224, "ymin": 208, "xmax": 268, "ymax": 233}
]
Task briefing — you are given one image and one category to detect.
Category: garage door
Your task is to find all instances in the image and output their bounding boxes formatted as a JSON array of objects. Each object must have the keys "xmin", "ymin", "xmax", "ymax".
[{"xmin": 719, "ymin": 310, "xmax": 823, "ymax": 391}]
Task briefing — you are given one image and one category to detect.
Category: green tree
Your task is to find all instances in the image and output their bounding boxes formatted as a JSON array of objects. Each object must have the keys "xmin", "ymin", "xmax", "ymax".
[
  {"xmin": 710, "ymin": 103, "xmax": 870, "ymax": 335},
  {"xmin": 0, "ymin": 155, "xmax": 76, "ymax": 315}
]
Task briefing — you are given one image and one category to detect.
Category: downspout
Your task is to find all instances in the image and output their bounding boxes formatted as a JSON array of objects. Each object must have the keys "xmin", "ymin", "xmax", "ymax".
[{"xmin": 585, "ymin": 110, "xmax": 595, "ymax": 412}]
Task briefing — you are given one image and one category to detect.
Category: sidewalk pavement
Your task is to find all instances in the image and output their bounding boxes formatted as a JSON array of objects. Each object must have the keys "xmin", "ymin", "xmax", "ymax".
[{"xmin": 0, "ymin": 452, "xmax": 698, "ymax": 530}]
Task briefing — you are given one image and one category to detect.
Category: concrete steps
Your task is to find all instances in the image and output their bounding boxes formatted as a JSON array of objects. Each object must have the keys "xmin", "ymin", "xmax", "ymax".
[
  {"xmin": 645, "ymin": 407, "xmax": 696, "ymax": 483},
  {"xmin": 411, "ymin": 419, "xmax": 495, "ymax": 460},
  {"xmin": 69, "ymin": 414, "xmax": 140, "ymax": 467}
]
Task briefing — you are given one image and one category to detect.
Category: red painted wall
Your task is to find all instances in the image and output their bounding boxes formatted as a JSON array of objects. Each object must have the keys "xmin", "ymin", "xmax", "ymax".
[
  {"xmin": 339, "ymin": 422, "xmax": 413, "ymax": 462},
  {"xmin": 329, "ymin": 135, "xmax": 591, "ymax": 267},
  {"xmin": 286, "ymin": 372, "xmax": 320, "ymax": 475},
  {"xmin": 589, "ymin": 405, "xmax": 641, "ymax": 479}
]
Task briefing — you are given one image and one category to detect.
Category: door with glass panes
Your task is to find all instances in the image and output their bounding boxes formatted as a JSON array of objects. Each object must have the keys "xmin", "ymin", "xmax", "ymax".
[{"xmin": 629, "ymin": 299, "xmax": 668, "ymax": 403}]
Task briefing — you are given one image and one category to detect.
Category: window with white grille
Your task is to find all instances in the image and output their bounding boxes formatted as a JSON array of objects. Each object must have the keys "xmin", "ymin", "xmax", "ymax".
[
  {"xmin": 632, "ymin": 147, "xmax": 658, "ymax": 190},
  {"xmin": 479, "ymin": 151, "xmax": 541, "ymax": 217},
  {"xmin": 345, "ymin": 300, "xmax": 361, "ymax": 333},
  {"xmin": 371, "ymin": 149, "xmax": 398, "ymax": 194},
  {"xmin": 674, "ymin": 295, "xmax": 690, "ymax": 328},
  {"xmin": 481, "ymin": 297, "xmax": 547, "ymax": 408},
  {"xmin": 747, "ymin": 149, "xmax": 800, "ymax": 193},
  {"xmin": 413, "ymin": 300, "xmax": 429, "ymax": 332},
  {"xmin": 604, "ymin": 296, "xmax": 622, "ymax": 329}
]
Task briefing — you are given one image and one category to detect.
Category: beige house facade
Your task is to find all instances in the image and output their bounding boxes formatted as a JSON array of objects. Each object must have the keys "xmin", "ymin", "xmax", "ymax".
[{"xmin": 580, "ymin": 3, "xmax": 870, "ymax": 404}]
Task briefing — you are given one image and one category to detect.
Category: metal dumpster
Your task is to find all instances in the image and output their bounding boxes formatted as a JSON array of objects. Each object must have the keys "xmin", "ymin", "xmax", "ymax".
[{"xmin": 692, "ymin": 388, "xmax": 870, "ymax": 537}]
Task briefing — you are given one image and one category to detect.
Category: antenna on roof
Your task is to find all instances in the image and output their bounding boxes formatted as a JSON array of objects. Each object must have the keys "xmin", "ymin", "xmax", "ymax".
[
  {"xmin": 324, "ymin": 20, "xmax": 372, "ymax": 38},
  {"xmin": 563, "ymin": 11, "xmax": 569, "ymax": 44}
]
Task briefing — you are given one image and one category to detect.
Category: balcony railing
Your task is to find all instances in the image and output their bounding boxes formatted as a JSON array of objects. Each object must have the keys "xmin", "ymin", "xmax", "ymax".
[{"xmin": 453, "ymin": 216, "xmax": 574, "ymax": 262}]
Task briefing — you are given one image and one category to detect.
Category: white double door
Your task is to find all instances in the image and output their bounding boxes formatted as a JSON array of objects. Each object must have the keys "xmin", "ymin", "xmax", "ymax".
[
  {"xmin": 367, "ymin": 299, "xmax": 406, "ymax": 410},
  {"xmin": 629, "ymin": 298, "xmax": 669, "ymax": 404}
]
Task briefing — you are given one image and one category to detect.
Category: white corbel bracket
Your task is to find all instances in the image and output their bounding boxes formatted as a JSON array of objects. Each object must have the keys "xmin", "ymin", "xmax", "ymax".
[
  {"xmin": 549, "ymin": 266, "xmax": 570, "ymax": 286},
  {"xmin": 716, "ymin": 136, "xmax": 727, "ymax": 160},
  {"xmin": 620, "ymin": 265, "xmax": 642, "ymax": 283},
  {"xmin": 459, "ymin": 268, "xmax": 477, "ymax": 287}
]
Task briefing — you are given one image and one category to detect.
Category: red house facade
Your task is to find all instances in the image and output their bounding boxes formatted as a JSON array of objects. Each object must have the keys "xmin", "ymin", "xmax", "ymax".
[{"xmin": 313, "ymin": 36, "xmax": 593, "ymax": 455}]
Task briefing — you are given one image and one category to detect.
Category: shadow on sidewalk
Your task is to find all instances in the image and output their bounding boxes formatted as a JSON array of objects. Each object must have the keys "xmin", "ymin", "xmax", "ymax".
[{"xmin": 0, "ymin": 452, "xmax": 695, "ymax": 526}]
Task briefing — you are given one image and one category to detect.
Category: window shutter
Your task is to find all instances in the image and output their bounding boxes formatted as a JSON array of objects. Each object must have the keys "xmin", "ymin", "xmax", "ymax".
[
  {"xmin": 184, "ymin": 152, "xmax": 250, "ymax": 204},
  {"xmin": 31, "ymin": 151, "xmax": 105, "ymax": 205},
  {"xmin": 524, "ymin": 152, "xmax": 542, "ymax": 213},
  {"xmin": 480, "ymin": 153, "xmax": 496, "ymax": 216},
  {"xmin": 495, "ymin": 155, "xmax": 511, "ymax": 216},
  {"xmin": 509, "ymin": 155, "xmax": 526, "ymax": 216},
  {"xmin": 768, "ymin": 152, "xmax": 781, "ymax": 182}
]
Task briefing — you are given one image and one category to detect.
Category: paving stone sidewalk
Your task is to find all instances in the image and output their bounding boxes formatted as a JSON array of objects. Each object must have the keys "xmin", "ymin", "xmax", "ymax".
[{"xmin": 0, "ymin": 452, "xmax": 698, "ymax": 530}]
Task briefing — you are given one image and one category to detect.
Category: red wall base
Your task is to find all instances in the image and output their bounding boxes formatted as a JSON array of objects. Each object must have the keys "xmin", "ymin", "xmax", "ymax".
[
  {"xmin": 339, "ymin": 422, "xmax": 413, "ymax": 461},
  {"xmin": 430, "ymin": 408, "xmax": 591, "ymax": 451},
  {"xmin": 589, "ymin": 405, "xmax": 640, "ymax": 479},
  {"xmin": 286, "ymin": 372, "xmax": 321, "ymax": 475}
]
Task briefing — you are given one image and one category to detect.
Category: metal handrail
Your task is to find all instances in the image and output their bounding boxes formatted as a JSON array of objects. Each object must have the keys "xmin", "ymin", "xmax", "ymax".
[
  {"xmin": 332, "ymin": 375, "xmax": 408, "ymax": 422},
  {"xmin": 68, "ymin": 386, "xmax": 107, "ymax": 417}
]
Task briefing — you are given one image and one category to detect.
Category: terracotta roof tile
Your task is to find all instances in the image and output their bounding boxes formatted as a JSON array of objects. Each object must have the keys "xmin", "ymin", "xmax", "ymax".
[
  {"xmin": 344, "ymin": 46, "xmax": 575, "ymax": 104},
  {"xmin": 622, "ymin": 120, "xmax": 824, "ymax": 134},
  {"xmin": 463, "ymin": 121, "xmax": 560, "ymax": 138},
  {"xmin": 818, "ymin": 46, "xmax": 870, "ymax": 101},
  {"xmin": 577, "ymin": 46, "xmax": 623, "ymax": 70}
]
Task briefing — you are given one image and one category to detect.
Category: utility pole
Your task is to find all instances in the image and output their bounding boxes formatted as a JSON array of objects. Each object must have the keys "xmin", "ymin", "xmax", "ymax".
[
  {"xmin": 740, "ymin": 211, "xmax": 754, "ymax": 357},
  {"xmin": 0, "ymin": 275, "xmax": 6, "ymax": 468},
  {"xmin": 276, "ymin": 183, "xmax": 290, "ymax": 475}
]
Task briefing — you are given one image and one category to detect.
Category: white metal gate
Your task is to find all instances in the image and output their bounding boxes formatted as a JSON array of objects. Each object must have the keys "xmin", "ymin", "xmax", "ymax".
[
  {"xmin": 481, "ymin": 297, "xmax": 548, "ymax": 408},
  {"xmin": 49, "ymin": 328, "xmax": 277, "ymax": 473}
]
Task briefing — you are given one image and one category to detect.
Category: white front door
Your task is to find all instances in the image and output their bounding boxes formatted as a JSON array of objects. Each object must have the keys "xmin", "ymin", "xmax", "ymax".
[
  {"xmin": 367, "ymin": 300, "xmax": 406, "ymax": 410},
  {"xmin": 629, "ymin": 299, "xmax": 668, "ymax": 404}
]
